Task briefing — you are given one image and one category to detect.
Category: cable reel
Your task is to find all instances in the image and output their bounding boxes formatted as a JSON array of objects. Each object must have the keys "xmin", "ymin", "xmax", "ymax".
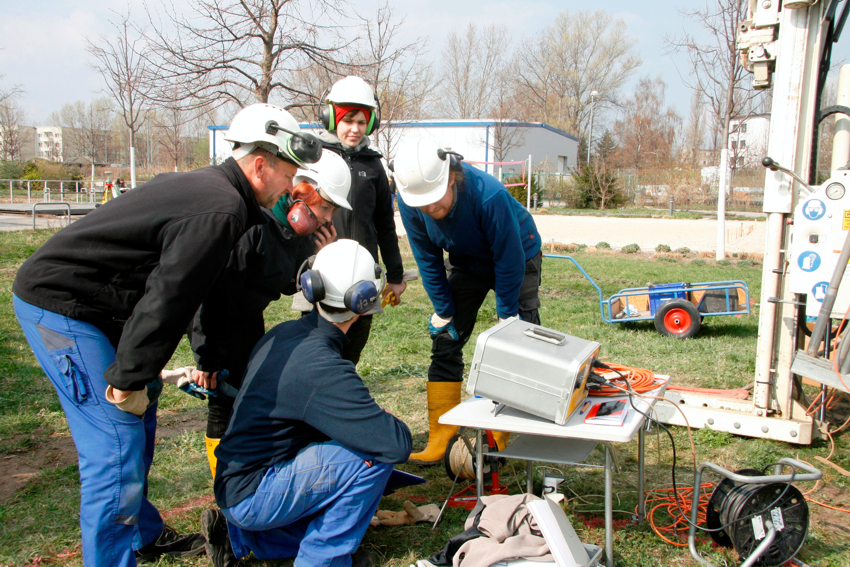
[
  {"xmin": 444, "ymin": 432, "xmax": 505, "ymax": 480},
  {"xmin": 705, "ymin": 468, "xmax": 809, "ymax": 566}
]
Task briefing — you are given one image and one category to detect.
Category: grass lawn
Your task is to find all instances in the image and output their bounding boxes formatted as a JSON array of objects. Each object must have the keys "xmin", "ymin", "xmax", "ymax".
[{"xmin": 0, "ymin": 228, "xmax": 848, "ymax": 566}]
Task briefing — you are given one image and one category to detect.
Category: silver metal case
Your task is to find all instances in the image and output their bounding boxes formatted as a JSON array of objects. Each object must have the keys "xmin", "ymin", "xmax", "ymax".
[{"xmin": 466, "ymin": 319, "xmax": 600, "ymax": 425}]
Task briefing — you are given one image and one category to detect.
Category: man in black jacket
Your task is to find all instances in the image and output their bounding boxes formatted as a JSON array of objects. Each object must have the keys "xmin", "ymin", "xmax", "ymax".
[
  {"xmin": 12, "ymin": 103, "xmax": 321, "ymax": 567},
  {"xmin": 202, "ymin": 239, "xmax": 412, "ymax": 567}
]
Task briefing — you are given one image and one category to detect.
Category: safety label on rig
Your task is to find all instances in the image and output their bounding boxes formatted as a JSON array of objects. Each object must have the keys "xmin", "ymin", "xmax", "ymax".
[
  {"xmin": 752, "ymin": 515, "xmax": 766, "ymax": 540},
  {"xmin": 770, "ymin": 507, "xmax": 785, "ymax": 531}
]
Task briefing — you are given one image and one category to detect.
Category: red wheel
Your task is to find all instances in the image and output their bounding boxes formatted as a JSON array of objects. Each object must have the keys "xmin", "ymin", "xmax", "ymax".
[{"xmin": 654, "ymin": 299, "xmax": 701, "ymax": 338}]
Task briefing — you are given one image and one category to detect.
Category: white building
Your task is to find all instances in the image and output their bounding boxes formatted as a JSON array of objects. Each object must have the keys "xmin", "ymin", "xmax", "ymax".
[
  {"xmin": 728, "ymin": 114, "xmax": 770, "ymax": 168},
  {"xmin": 209, "ymin": 119, "xmax": 579, "ymax": 177},
  {"xmin": 36, "ymin": 126, "xmax": 64, "ymax": 161}
]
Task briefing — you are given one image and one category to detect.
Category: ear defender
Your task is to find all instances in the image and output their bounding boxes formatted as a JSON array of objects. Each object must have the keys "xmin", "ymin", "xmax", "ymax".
[
  {"xmin": 287, "ymin": 199, "xmax": 320, "ymax": 236},
  {"xmin": 296, "ymin": 256, "xmax": 325, "ymax": 304},
  {"xmin": 299, "ymin": 269, "xmax": 325, "ymax": 304},
  {"xmin": 321, "ymin": 101, "xmax": 336, "ymax": 131},
  {"xmin": 343, "ymin": 265, "xmax": 386, "ymax": 314}
]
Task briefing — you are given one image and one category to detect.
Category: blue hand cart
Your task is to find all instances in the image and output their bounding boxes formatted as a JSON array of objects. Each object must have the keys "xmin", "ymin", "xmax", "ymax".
[{"xmin": 545, "ymin": 254, "xmax": 751, "ymax": 338}]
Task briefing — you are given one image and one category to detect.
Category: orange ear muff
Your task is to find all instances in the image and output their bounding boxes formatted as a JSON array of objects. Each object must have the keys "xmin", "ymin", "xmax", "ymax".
[{"xmin": 287, "ymin": 200, "xmax": 320, "ymax": 236}]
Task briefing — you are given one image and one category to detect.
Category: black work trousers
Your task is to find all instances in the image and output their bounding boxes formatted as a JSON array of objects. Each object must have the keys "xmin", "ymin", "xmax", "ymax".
[{"xmin": 428, "ymin": 251, "xmax": 542, "ymax": 383}]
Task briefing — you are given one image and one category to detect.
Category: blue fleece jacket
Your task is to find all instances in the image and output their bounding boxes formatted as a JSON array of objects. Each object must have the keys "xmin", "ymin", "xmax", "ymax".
[
  {"xmin": 213, "ymin": 310, "xmax": 412, "ymax": 508},
  {"xmin": 398, "ymin": 162, "xmax": 541, "ymax": 319}
]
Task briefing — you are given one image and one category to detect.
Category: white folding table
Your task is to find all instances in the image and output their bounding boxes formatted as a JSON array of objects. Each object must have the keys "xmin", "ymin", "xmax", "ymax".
[{"xmin": 439, "ymin": 382, "xmax": 667, "ymax": 567}]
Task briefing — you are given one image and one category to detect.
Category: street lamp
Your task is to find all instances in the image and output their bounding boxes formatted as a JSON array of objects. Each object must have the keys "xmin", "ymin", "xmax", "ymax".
[{"xmin": 587, "ymin": 90, "xmax": 599, "ymax": 164}]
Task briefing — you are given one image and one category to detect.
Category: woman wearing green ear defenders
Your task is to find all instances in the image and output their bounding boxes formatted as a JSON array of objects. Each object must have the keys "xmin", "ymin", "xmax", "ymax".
[{"xmin": 302, "ymin": 75, "xmax": 408, "ymax": 365}]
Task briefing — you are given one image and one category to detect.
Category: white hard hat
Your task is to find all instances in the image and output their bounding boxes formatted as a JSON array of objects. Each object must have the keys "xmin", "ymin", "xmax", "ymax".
[
  {"xmin": 327, "ymin": 76, "xmax": 378, "ymax": 109},
  {"xmin": 294, "ymin": 149, "xmax": 352, "ymax": 210},
  {"xmin": 224, "ymin": 103, "xmax": 322, "ymax": 165},
  {"xmin": 393, "ymin": 138, "xmax": 452, "ymax": 207},
  {"xmin": 303, "ymin": 239, "xmax": 385, "ymax": 318}
]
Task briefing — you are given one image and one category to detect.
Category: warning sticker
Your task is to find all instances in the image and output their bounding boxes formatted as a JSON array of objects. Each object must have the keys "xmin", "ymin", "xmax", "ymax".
[
  {"xmin": 844, "ymin": 210, "xmax": 850, "ymax": 230},
  {"xmin": 771, "ymin": 507, "xmax": 785, "ymax": 531},
  {"xmin": 752, "ymin": 515, "xmax": 766, "ymax": 540}
]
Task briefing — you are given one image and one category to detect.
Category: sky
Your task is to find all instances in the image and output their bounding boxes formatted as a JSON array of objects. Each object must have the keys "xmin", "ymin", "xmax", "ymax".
[{"xmin": 2, "ymin": 0, "xmax": 849, "ymax": 130}]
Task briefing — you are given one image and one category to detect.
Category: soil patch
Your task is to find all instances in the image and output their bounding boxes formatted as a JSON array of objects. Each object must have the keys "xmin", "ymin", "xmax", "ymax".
[{"xmin": 0, "ymin": 415, "xmax": 205, "ymax": 504}]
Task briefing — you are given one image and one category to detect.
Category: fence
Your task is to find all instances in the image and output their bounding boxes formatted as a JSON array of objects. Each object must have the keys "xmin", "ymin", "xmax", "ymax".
[
  {"xmin": 0, "ymin": 179, "xmax": 100, "ymax": 204},
  {"xmin": 507, "ymin": 168, "xmax": 765, "ymax": 212}
]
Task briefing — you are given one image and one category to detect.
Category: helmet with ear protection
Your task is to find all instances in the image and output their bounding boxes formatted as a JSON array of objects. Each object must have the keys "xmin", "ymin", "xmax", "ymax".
[
  {"xmin": 297, "ymin": 239, "xmax": 386, "ymax": 315},
  {"xmin": 391, "ymin": 138, "xmax": 464, "ymax": 207},
  {"xmin": 318, "ymin": 76, "xmax": 382, "ymax": 135},
  {"xmin": 225, "ymin": 103, "xmax": 322, "ymax": 165}
]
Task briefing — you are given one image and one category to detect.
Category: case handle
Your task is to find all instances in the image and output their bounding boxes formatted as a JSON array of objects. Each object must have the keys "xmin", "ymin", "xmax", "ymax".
[{"xmin": 523, "ymin": 327, "xmax": 566, "ymax": 346}]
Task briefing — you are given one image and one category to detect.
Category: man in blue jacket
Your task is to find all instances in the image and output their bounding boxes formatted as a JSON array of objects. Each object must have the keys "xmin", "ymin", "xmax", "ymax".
[
  {"xmin": 393, "ymin": 138, "xmax": 542, "ymax": 465},
  {"xmin": 203, "ymin": 239, "xmax": 412, "ymax": 567}
]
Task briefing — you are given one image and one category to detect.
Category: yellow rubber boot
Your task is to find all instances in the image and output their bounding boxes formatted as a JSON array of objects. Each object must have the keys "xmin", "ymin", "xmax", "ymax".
[
  {"xmin": 490, "ymin": 431, "xmax": 511, "ymax": 451},
  {"xmin": 408, "ymin": 382, "xmax": 462, "ymax": 465},
  {"xmin": 205, "ymin": 436, "xmax": 220, "ymax": 480}
]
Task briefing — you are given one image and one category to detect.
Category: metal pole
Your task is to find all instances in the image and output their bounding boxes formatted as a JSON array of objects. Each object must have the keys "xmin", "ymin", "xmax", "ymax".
[
  {"xmin": 638, "ymin": 426, "xmax": 646, "ymax": 521},
  {"xmin": 9, "ymin": 180, "xmax": 12, "ymax": 204},
  {"xmin": 588, "ymin": 91, "xmax": 599, "ymax": 164},
  {"xmin": 27, "ymin": 180, "xmax": 31, "ymax": 202},
  {"xmin": 605, "ymin": 446, "xmax": 613, "ymax": 567},
  {"xmin": 526, "ymin": 155, "xmax": 532, "ymax": 209}
]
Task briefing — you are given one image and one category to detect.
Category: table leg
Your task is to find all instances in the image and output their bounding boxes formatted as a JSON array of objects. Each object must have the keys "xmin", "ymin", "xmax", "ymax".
[
  {"xmin": 638, "ymin": 425, "xmax": 645, "ymax": 522},
  {"xmin": 476, "ymin": 428, "xmax": 484, "ymax": 501},
  {"xmin": 527, "ymin": 460, "xmax": 533, "ymax": 494},
  {"xmin": 605, "ymin": 446, "xmax": 613, "ymax": 567}
]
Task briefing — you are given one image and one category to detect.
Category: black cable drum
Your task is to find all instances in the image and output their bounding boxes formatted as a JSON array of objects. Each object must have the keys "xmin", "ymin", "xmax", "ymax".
[{"xmin": 706, "ymin": 469, "xmax": 809, "ymax": 566}]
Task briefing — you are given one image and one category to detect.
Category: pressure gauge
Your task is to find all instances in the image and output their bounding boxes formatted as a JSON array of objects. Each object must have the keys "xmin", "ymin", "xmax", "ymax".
[{"xmin": 826, "ymin": 182, "xmax": 845, "ymax": 200}]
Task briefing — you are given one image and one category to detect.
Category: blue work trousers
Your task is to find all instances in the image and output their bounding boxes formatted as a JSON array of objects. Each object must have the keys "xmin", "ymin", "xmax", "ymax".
[
  {"xmin": 222, "ymin": 441, "xmax": 393, "ymax": 567},
  {"xmin": 14, "ymin": 296, "xmax": 164, "ymax": 567}
]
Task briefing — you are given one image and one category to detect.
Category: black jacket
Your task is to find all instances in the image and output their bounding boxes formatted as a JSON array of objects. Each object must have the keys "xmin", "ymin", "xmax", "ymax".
[
  {"xmin": 13, "ymin": 158, "xmax": 265, "ymax": 391},
  {"xmin": 321, "ymin": 133, "xmax": 404, "ymax": 284},
  {"xmin": 214, "ymin": 310, "xmax": 412, "ymax": 508},
  {"xmin": 191, "ymin": 208, "xmax": 316, "ymax": 376}
]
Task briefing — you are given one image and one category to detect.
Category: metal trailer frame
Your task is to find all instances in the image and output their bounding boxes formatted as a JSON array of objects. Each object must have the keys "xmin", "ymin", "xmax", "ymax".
[{"xmin": 544, "ymin": 254, "xmax": 751, "ymax": 332}]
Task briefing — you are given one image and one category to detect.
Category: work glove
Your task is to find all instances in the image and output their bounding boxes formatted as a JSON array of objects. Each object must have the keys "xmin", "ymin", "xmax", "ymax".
[
  {"xmin": 161, "ymin": 367, "xmax": 238, "ymax": 400},
  {"xmin": 370, "ymin": 501, "xmax": 440, "ymax": 527},
  {"xmin": 429, "ymin": 313, "xmax": 459, "ymax": 340},
  {"xmin": 105, "ymin": 386, "xmax": 148, "ymax": 417}
]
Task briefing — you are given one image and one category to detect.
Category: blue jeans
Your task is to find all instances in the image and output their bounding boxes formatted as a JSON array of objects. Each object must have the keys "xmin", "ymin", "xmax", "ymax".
[
  {"xmin": 14, "ymin": 296, "xmax": 164, "ymax": 567},
  {"xmin": 222, "ymin": 441, "xmax": 393, "ymax": 567}
]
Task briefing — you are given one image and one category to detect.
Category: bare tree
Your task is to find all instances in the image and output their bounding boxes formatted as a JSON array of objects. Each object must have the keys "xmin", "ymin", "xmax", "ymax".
[
  {"xmin": 0, "ymin": 97, "xmax": 28, "ymax": 161},
  {"xmin": 489, "ymin": 72, "xmax": 526, "ymax": 164},
  {"xmin": 614, "ymin": 76, "xmax": 681, "ymax": 170},
  {"xmin": 50, "ymin": 99, "xmax": 114, "ymax": 180},
  {"xmin": 666, "ymin": 0, "xmax": 753, "ymax": 152},
  {"xmin": 437, "ymin": 23, "xmax": 509, "ymax": 119},
  {"xmin": 87, "ymin": 9, "xmax": 152, "ymax": 187},
  {"xmin": 153, "ymin": 101, "xmax": 200, "ymax": 172},
  {"xmin": 683, "ymin": 91, "xmax": 706, "ymax": 167},
  {"xmin": 356, "ymin": 3, "xmax": 435, "ymax": 161},
  {"xmin": 144, "ymin": 0, "xmax": 351, "ymax": 110},
  {"xmin": 511, "ymin": 10, "xmax": 642, "ymax": 137}
]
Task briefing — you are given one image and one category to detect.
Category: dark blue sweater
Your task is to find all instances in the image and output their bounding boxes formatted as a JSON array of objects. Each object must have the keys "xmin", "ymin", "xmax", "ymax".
[
  {"xmin": 214, "ymin": 310, "xmax": 412, "ymax": 508},
  {"xmin": 398, "ymin": 162, "xmax": 541, "ymax": 319}
]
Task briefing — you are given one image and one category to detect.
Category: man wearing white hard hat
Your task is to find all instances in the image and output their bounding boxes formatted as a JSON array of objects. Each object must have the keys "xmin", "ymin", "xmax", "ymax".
[
  {"xmin": 393, "ymin": 138, "xmax": 543, "ymax": 465},
  {"xmin": 189, "ymin": 148, "xmax": 352, "ymax": 480},
  {"xmin": 202, "ymin": 239, "xmax": 412, "ymax": 567},
  {"xmin": 12, "ymin": 103, "xmax": 320, "ymax": 566}
]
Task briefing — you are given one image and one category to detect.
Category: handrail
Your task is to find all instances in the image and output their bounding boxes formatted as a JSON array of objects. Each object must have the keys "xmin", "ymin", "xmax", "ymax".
[{"xmin": 32, "ymin": 202, "xmax": 71, "ymax": 229}]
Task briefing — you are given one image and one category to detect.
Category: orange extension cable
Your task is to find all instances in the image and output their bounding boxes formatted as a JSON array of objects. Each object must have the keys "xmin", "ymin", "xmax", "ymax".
[
  {"xmin": 641, "ymin": 483, "xmax": 715, "ymax": 546},
  {"xmin": 588, "ymin": 363, "xmax": 665, "ymax": 396}
]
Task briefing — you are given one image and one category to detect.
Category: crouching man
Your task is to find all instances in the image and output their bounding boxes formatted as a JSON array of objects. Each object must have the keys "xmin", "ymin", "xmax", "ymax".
[{"xmin": 202, "ymin": 239, "xmax": 412, "ymax": 567}]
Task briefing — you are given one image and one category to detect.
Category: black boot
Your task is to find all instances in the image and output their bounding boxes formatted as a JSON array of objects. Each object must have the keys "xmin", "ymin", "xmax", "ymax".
[
  {"xmin": 134, "ymin": 525, "xmax": 206, "ymax": 562},
  {"xmin": 201, "ymin": 508, "xmax": 240, "ymax": 567}
]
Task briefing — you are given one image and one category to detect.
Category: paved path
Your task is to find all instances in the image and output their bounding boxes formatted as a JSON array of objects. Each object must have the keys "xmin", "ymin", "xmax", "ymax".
[
  {"xmin": 0, "ymin": 205, "xmax": 768, "ymax": 256},
  {"xmin": 394, "ymin": 212, "xmax": 767, "ymax": 255}
]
